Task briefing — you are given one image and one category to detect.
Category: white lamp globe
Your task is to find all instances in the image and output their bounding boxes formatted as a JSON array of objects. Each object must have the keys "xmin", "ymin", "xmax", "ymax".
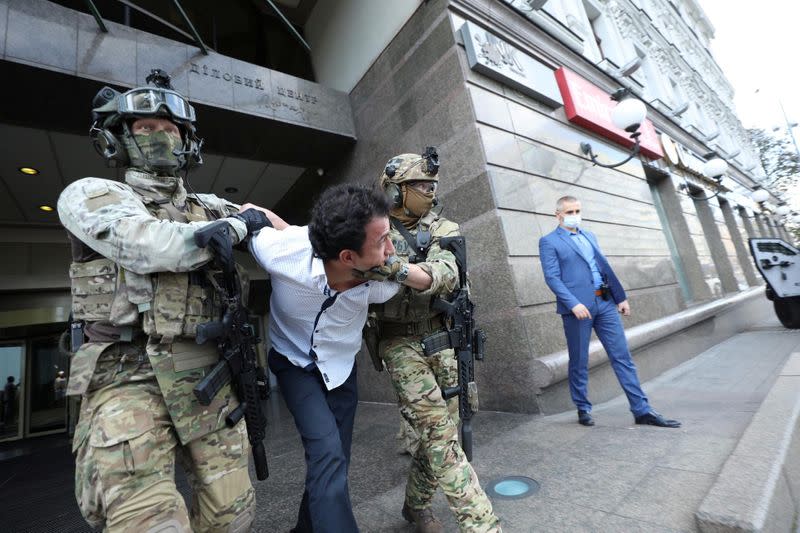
[
  {"xmin": 702, "ymin": 158, "xmax": 728, "ymax": 180},
  {"xmin": 611, "ymin": 98, "xmax": 647, "ymax": 132},
  {"xmin": 750, "ymin": 188, "xmax": 770, "ymax": 203},
  {"xmin": 776, "ymin": 205, "xmax": 791, "ymax": 216}
]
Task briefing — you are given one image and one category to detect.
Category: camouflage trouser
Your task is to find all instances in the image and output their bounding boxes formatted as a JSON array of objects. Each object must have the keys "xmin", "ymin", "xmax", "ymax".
[
  {"xmin": 396, "ymin": 382, "xmax": 459, "ymax": 456},
  {"xmin": 397, "ymin": 415, "xmax": 421, "ymax": 455},
  {"xmin": 73, "ymin": 368, "xmax": 255, "ymax": 532},
  {"xmin": 382, "ymin": 337, "xmax": 501, "ymax": 533}
]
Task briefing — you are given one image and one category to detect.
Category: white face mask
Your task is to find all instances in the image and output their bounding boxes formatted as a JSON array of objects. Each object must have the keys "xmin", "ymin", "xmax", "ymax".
[{"xmin": 561, "ymin": 214, "xmax": 581, "ymax": 229}]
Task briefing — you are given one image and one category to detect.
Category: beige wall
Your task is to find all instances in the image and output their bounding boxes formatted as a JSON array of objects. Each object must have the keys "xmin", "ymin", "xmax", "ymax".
[
  {"xmin": 0, "ymin": 227, "xmax": 70, "ymax": 291},
  {"xmin": 305, "ymin": 0, "xmax": 423, "ymax": 93}
]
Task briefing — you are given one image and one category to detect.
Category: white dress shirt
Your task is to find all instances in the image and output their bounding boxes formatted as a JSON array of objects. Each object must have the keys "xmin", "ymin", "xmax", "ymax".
[{"xmin": 250, "ymin": 225, "xmax": 400, "ymax": 389}]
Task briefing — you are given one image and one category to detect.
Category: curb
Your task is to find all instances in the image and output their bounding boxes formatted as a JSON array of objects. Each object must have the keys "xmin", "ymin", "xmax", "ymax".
[
  {"xmin": 695, "ymin": 353, "xmax": 800, "ymax": 532},
  {"xmin": 531, "ymin": 286, "xmax": 764, "ymax": 389}
]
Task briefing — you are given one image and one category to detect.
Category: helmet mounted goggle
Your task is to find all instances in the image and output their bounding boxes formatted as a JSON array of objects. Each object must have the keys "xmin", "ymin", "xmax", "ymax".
[
  {"xmin": 91, "ymin": 69, "xmax": 196, "ymax": 128},
  {"xmin": 117, "ymin": 87, "xmax": 196, "ymax": 123}
]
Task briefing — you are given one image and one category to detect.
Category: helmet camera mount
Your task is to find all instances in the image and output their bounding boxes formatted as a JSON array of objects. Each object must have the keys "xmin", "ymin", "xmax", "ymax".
[
  {"xmin": 145, "ymin": 69, "xmax": 174, "ymax": 90},
  {"xmin": 421, "ymin": 146, "xmax": 439, "ymax": 176}
]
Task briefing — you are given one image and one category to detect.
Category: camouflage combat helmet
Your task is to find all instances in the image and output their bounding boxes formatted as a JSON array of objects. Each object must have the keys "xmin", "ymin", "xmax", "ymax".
[
  {"xmin": 89, "ymin": 69, "xmax": 203, "ymax": 173},
  {"xmin": 379, "ymin": 147, "xmax": 440, "ymax": 190},
  {"xmin": 380, "ymin": 147, "xmax": 440, "ymax": 219}
]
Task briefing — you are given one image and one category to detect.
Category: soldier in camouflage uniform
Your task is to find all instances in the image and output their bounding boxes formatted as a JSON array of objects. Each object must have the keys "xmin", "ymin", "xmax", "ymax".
[
  {"xmin": 57, "ymin": 70, "xmax": 272, "ymax": 533},
  {"xmin": 369, "ymin": 150, "xmax": 501, "ymax": 533}
]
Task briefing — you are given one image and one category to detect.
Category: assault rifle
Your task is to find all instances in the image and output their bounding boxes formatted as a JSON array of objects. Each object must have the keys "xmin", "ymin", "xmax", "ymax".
[
  {"xmin": 420, "ymin": 236, "xmax": 486, "ymax": 461},
  {"xmin": 192, "ymin": 219, "xmax": 269, "ymax": 480}
]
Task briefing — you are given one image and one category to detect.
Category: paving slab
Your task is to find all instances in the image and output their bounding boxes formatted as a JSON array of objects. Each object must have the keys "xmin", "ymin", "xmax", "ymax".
[{"xmin": 2, "ymin": 319, "xmax": 799, "ymax": 532}]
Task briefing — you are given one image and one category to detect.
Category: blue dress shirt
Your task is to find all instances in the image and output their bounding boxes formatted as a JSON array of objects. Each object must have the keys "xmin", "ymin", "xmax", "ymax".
[{"xmin": 561, "ymin": 226, "xmax": 604, "ymax": 289}]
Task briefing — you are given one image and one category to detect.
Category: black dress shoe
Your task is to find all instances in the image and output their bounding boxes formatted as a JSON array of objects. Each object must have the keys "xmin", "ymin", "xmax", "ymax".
[
  {"xmin": 578, "ymin": 410, "xmax": 595, "ymax": 426},
  {"xmin": 635, "ymin": 411, "xmax": 681, "ymax": 428}
]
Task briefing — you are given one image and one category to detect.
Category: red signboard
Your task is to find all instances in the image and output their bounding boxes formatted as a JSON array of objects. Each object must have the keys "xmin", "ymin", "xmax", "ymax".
[{"xmin": 555, "ymin": 67, "xmax": 663, "ymax": 160}]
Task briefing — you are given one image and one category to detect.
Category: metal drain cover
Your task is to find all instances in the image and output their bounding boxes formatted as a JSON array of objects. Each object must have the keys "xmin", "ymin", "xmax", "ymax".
[{"xmin": 487, "ymin": 476, "xmax": 540, "ymax": 500}]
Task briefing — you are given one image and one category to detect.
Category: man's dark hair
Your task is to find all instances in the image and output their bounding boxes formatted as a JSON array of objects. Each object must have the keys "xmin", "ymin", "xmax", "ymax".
[{"xmin": 308, "ymin": 184, "xmax": 390, "ymax": 261}]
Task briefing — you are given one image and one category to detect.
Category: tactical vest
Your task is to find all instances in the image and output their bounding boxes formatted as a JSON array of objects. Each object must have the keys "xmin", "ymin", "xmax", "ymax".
[
  {"xmin": 68, "ymin": 188, "xmax": 221, "ymax": 343},
  {"xmin": 375, "ymin": 212, "xmax": 446, "ymax": 328}
]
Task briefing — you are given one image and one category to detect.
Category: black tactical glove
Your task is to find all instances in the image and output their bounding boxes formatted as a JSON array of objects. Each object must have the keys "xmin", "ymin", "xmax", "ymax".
[{"xmin": 231, "ymin": 208, "xmax": 272, "ymax": 236}]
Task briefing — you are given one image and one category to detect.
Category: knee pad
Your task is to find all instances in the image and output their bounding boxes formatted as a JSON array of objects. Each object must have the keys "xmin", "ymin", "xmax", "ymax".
[
  {"xmin": 226, "ymin": 505, "xmax": 255, "ymax": 533},
  {"xmin": 146, "ymin": 519, "xmax": 187, "ymax": 533}
]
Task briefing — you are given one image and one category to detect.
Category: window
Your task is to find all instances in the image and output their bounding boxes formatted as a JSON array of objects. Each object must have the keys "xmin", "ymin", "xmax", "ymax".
[
  {"xmin": 685, "ymin": 101, "xmax": 713, "ymax": 137},
  {"xmin": 580, "ymin": 0, "xmax": 633, "ymax": 68},
  {"xmin": 669, "ymin": 78, "xmax": 690, "ymax": 118},
  {"xmin": 637, "ymin": 47, "xmax": 673, "ymax": 108},
  {"xmin": 542, "ymin": 0, "xmax": 572, "ymax": 27}
]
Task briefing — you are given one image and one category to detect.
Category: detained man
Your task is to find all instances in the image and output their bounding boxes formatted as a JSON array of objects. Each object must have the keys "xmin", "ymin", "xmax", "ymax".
[{"xmin": 245, "ymin": 184, "xmax": 435, "ymax": 533}]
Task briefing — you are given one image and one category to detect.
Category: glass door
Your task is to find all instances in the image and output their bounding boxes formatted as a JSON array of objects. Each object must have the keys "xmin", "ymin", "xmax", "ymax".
[
  {"xmin": 27, "ymin": 335, "xmax": 70, "ymax": 436},
  {"xmin": 0, "ymin": 343, "xmax": 25, "ymax": 441}
]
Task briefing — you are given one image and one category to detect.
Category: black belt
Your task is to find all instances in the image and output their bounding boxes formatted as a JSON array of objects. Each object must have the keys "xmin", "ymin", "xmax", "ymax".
[{"xmin": 379, "ymin": 315, "xmax": 445, "ymax": 337}]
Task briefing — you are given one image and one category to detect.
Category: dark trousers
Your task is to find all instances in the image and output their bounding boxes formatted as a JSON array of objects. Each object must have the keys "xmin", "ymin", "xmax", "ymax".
[{"xmin": 268, "ymin": 349, "xmax": 359, "ymax": 533}]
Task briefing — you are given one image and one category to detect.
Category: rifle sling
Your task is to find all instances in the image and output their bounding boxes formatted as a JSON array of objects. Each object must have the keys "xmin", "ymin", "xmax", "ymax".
[{"xmin": 390, "ymin": 217, "xmax": 431, "ymax": 262}]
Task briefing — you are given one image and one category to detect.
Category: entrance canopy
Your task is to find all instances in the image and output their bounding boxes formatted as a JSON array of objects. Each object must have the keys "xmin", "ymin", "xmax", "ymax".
[{"xmin": 0, "ymin": 0, "xmax": 356, "ymax": 225}]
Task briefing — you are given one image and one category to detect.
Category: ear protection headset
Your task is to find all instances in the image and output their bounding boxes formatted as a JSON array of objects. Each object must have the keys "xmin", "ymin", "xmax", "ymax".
[
  {"xmin": 90, "ymin": 121, "xmax": 129, "ymax": 168},
  {"xmin": 383, "ymin": 157, "xmax": 405, "ymax": 208},
  {"xmin": 382, "ymin": 148, "xmax": 440, "ymax": 209},
  {"xmin": 385, "ymin": 182, "xmax": 404, "ymax": 208},
  {"xmin": 89, "ymin": 86, "xmax": 130, "ymax": 168}
]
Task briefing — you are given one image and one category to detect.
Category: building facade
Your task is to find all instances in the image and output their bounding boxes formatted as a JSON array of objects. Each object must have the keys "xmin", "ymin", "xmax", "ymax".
[{"xmin": 0, "ymin": 0, "xmax": 788, "ymax": 441}]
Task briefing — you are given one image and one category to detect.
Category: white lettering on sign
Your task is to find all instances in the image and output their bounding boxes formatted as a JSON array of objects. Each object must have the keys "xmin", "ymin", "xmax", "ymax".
[
  {"xmin": 276, "ymin": 86, "xmax": 318, "ymax": 104},
  {"xmin": 190, "ymin": 63, "xmax": 264, "ymax": 90}
]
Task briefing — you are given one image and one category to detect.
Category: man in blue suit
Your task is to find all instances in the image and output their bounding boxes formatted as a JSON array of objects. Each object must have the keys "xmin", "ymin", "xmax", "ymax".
[{"xmin": 538, "ymin": 196, "xmax": 680, "ymax": 428}]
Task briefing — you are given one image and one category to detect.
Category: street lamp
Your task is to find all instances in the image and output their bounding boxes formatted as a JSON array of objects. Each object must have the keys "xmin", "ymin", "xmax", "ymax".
[
  {"xmin": 750, "ymin": 185, "xmax": 770, "ymax": 203},
  {"xmin": 678, "ymin": 154, "xmax": 728, "ymax": 201},
  {"xmin": 736, "ymin": 186, "xmax": 770, "ymax": 220},
  {"xmin": 702, "ymin": 157, "xmax": 728, "ymax": 181},
  {"xmin": 580, "ymin": 88, "xmax": 647, "ymax": 168},
  {"xmin": 776, "ymin": 204, "xmax": 792, "ymax": 216}
]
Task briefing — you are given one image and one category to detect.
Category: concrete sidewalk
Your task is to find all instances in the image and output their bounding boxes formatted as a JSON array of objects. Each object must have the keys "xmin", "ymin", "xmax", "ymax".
[
  {"xmin": 2, "ymin": 316, "xmax": 798, "ymax": 532},
  {"xmin": 344, "ymin": 316, "xmax": 800, "ymax": 533}
]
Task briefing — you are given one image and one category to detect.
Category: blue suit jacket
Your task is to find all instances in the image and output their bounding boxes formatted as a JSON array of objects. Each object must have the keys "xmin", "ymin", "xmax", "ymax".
[{"xmin": 538, "ymin": 227, "xmax": 626, "ymax": 315}]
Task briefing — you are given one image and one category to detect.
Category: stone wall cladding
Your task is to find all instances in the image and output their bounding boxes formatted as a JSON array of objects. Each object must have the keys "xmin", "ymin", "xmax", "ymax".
[{"xmin": 336, "ymin": 0, "xmax": 531, "ymax": 410}]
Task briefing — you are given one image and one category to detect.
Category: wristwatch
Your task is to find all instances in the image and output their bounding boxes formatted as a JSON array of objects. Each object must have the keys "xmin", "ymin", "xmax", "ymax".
[{"xmin": 395, "ymin": 262, "xmax": 410, "ymax": 283}]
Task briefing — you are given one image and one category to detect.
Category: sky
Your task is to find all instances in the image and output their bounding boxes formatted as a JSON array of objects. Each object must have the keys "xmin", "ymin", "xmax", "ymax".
[
  {"xmin": 699, "ymin": 0, "xmax": 800, "ymax": 133},
  {"xmin": 699, "ymin": 0, "xmax": 800, "ymax": 210}
]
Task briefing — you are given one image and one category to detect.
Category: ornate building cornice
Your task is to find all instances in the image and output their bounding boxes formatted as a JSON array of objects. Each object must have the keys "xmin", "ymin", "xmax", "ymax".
[{"xmin": 607, "ymin": 0, "xmax": 759, "ymax": 172}]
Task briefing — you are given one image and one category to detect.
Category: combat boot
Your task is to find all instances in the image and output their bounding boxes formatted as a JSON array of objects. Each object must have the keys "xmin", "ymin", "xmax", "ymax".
[{"xmin": 402, "ymin": 503, "xmax": 443, "ymax": 533}]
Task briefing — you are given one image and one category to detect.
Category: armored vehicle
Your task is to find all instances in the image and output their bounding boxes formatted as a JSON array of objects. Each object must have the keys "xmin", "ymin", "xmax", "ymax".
[{"xmin": 750, "ymin": 238, "xmax": 800, "ymax": 328}]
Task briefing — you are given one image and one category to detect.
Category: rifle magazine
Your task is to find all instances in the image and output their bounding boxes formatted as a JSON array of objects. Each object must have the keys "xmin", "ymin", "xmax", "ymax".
[
  {"xmin": 421, "ymin": 330, "xmax": 451, "ymax": 356},
  {"xmin": 193, "ymin": 359, "xmax": 231, "ymax": 405}
]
